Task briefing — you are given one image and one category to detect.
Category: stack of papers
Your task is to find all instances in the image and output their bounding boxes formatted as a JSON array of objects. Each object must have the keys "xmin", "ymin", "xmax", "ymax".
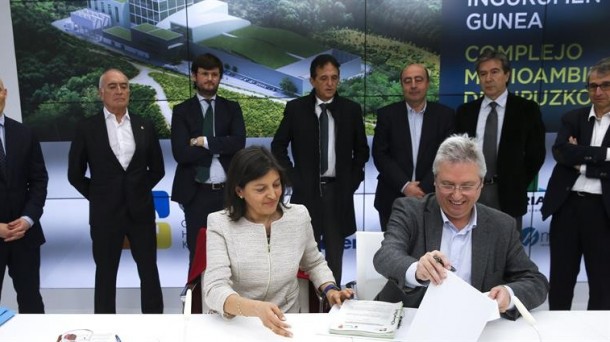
[
  {"xmin": 406, "ymin": 271, "xmax": 499, "ymax": 341},
  {"xmin": 329, "ymin": 300, "xmax": 403, "ymax": 339}
]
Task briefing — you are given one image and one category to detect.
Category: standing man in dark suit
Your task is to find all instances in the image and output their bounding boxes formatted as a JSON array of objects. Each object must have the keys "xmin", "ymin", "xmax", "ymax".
[
  {"xmin": 374, "ymin": 134, "xmax": 548, "ymax": 319},
  {"xmin": 541, "ymin": 57, "xmax": 610, "ymax": 310},
  {"xmin": 68, "ymin": 69, "xmax": 165, "ymax": 314},
  {"xmin": 271, "ymin": 54, "xmax": 369, "ymax": 285},
  {"xmin": 0, "ymin": 77, "xmax": 48, "ymax": 313},
  {"xmin": 456, "ymin": 49, "xmax": 545, "ymax": 232},
  {"xmin": 373, "ymin": 63, "xmax": 454, "ymax": 231},
  {"xmin": 171, "ymin": 53, "xmax": 245, "ymax": 267}
]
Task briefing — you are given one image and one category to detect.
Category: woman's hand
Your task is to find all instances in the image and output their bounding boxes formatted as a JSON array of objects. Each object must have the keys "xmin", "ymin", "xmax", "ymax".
[
  {"xmin": 253, "ymin": 301, "xmax": 293, "ymax": 338},
  {"xmin": 326, "ymin": 288, "xmax": 354, "ymax": 306}
]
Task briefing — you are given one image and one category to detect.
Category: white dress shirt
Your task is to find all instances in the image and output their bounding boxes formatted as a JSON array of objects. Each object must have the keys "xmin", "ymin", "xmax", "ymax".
[
  {"xmin": 104, "ymin": 107, "xmax": 135, "ymax": 170},
  {"xmin": 571, "ymin": 107, "xmax": 610, "ymax": 194},
  {"xmin": 315, "ymin": 97, "xmax": 336, "ymax": 177},
  {"xmin": 475, "ymin": 89, "xmax": 508, "ymax": 151}
]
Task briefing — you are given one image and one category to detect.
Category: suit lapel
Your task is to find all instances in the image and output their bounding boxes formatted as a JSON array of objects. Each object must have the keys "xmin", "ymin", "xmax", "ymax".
[
  {"xmin": 95, "ymin": 112, "xmax": 126, "ymax": 171},
  {"xmin": 470, "ymin": 204, "xmax": 490, "ymax": 289},
  {"xmin": 127, "ymin": 114, "xmax": 145, "ymax": 171},
  {"xmin": 399, "ymin": 104, "xmax": 415, "ymax": 167},
  {"xmin": 417, "ymin": 106, "xmax": 436, "ymax": 169},
  {"xmin": 468, "ymin": 99, "xmax": 484, "ymax": 137},
  {"xmin": 3, "ymin": 118, "xmax": 17, "ymax": 182},
  {"xmin": 191, "ymin": 96, "xmax": 204, "ymax": 134},
  {"xmin": 424, "ymin": 196, "xmax": 443, "ymax": 252},
  {"xmin": 213, "ymin": 97, "xmax": 229, "ymax": 135}
]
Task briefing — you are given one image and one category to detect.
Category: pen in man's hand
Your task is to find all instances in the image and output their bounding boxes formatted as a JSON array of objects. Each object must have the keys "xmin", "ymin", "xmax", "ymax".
[{"xmin": 433, "ymin": 256, "xmax": 456, "ymax": 272}]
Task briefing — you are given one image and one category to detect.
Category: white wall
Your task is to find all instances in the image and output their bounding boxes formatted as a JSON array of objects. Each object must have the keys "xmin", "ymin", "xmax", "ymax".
[{"xmin": 0, "ymin": 1, "xmax": 22, "ymax": 122}]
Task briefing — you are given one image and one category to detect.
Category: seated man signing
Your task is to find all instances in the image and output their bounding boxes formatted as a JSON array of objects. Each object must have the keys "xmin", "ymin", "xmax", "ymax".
[{"xmin": 373, "ymin": 134, "xmax": 548, "ymax": 320}]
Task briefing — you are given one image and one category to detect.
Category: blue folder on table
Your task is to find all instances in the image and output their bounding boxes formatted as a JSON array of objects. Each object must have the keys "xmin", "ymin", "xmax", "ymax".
[{"xmin": 0, "ymin": 307, "xmax": 15, "ymax": 326}]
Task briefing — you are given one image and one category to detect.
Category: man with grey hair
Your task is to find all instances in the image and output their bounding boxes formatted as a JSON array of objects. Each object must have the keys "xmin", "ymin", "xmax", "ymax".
[
  {"xmin": 68, "ymin": 69, "xmax": 164, "ymax": 313},
  {"xmin": 374, "ymin": 134, "xmax": 548, "ymax": 320},
  {"xmin": 0, "ymin": 77, "xmax": 48, "ymax": 312},
  {"xmin": 456, "ymin": 49, "xmax": 546, "ymax": 232},
  {"xmin": 541, "ymin": 57, "xmax": 610, "ymax": 310}
]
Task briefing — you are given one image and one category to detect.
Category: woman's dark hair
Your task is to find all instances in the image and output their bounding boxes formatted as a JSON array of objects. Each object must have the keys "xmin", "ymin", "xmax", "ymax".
[{"xmin": 224, "ymin": 146, "xmax": 290, "ymax": 221}]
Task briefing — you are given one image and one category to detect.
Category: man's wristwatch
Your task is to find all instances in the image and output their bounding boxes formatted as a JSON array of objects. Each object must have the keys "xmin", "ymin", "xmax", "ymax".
[{"xmin": 190, "ymin": 138, "xmax": 197, "ymax": 146}]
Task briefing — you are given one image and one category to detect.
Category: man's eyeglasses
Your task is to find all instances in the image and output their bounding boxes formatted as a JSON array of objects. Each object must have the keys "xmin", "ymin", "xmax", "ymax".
[
  {"xmin": 586, "ymin": 82, "xmax": 610, "ymax": 92},
  {"xmin": 436, "ymin": 182, "xmax": 482, "ymax": 194}
]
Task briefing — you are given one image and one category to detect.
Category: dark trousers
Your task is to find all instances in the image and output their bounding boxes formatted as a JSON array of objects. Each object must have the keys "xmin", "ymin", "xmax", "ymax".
[
  {"xmin": 183, "ymin": 185, "xmax": 224, "ymax": 269},
  {"xmin": 91, "ymin": 217, "xmax": 163, "ymax": 314},
  {"xmin": 549, "ymin": 192, "xmax": 610, "ymax": 310},
  {"xmin": 0, "ymin": 240, "xmax": 44, "ymax": 313},
  {"xmin": 313, "ymin": 182, "xmax": 344, "ymax": 285}
]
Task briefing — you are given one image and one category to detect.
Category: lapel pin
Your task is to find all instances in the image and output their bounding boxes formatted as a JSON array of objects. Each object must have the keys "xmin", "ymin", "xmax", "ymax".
[{"xmin": 141, "ymin": 126, "xmax": 144, "ymax": 130}]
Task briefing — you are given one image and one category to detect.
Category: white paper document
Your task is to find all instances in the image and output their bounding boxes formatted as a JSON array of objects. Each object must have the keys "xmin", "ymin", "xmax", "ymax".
[{"xmin": 406, "ymin": 271, "xmax": 499, "ymax": 341}]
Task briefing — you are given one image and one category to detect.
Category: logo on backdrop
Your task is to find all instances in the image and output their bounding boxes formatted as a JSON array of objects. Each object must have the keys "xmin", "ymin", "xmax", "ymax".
[
  {"xmin": 521, "ymin": 226, "xmax": 549, "ymax": 248},
  {"xmin": 120, "ymin": 191, "xmax": 172, "ymax": 250},
  {"xmin": 521, "ymin": 227, "xmax": 540, "ymax": 246},
  {"xmin": 153, "ymin": 190, "xmax": 172, "ymax": 249}
]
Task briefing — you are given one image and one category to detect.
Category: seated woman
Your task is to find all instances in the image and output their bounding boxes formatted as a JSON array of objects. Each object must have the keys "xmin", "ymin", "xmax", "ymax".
[{"xmin": 203, "ymin": 146, "xmax": 353, "ymax": 337}]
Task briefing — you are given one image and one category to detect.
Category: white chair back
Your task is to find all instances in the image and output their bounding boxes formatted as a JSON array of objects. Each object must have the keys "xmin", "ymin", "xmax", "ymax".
[{"xmin": 355, "ymin": 231, "xmax": 386, "ymax": 300}]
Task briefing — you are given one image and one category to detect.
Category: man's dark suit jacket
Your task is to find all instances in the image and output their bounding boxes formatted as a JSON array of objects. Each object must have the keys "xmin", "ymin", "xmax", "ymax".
[
  {"xmin": 541, "ymin": 107, "xmax": 610, "ymax": 219},
  {"xmin": 0, "ymin": 116, "xmax": 48, "ymax": 247},
  {"xmin": 271, "ymin": 91, "xmax": 370, "ymax": 238},
  {"xmin": 373, "ymin": 194, "xmax": 549, "ymax": 320},
  {"xmin": 373, "ymin": 101, "xmax": 454, "ymax": 226},
  {"xmin": 68, "ymin": 112, "xmax": 164, "ymax": 226},
  {"xmin": 170, "ymin": 95, "xmax": 245, "ymax": 205},
  {"xmin": 456, "ymin": 93, "xmax": 546, "ymax": 217}
]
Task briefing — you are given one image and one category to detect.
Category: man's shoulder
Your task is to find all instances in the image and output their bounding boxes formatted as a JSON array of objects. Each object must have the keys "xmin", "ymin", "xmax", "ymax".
[
  {"xmin": 507, "ymin": 92, "xmax": 539, "ymax": 108},
  {"xmin": 334, "ymin": 95, "xmax": 360, "ymax": 109},
  {"xmin": 476, "ymin": 203, "xmax": 515, "ymax": 229},
  {"xmin": 173, "ymin": 96, "xmax": 197, "ymax": 110},
  {"xmin": 393, "ymin": 194, "xmax": 432, "ymax": 212},
  {"xmin": 427, "ymin": 101, "xmax": 455, "ymax": 115},
  {"xmin": 76, "ymin": 112, "xmax": 103, "ymax": 127},
  {"xmin": 129, "ymin": 112, "xmax": 155, "ymax": 126},
  {"xmin": 4, "ymin": 115, "xmax": 26, "ymax": 129},
  {"xmin": 286, "ymin": 94, "xmax": 312, "ymax": 106},
  {"xmin": 456, "ymin": 97, "xmax": 482, "ymax": 112},
  {"xmin": 561, "ymin": 106, "xmax": 590, "ymax": 119},
  {"xmin": 215, "ymin": 95, "xmax": 240, "ymax": 107},
  {"xmin": 377, "ymin": 101, "xmax": 404, "ymax": 115}
]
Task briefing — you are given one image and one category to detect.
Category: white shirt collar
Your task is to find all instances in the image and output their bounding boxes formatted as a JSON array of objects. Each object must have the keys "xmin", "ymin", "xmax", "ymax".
[
  {"xmin": 483, "ymin": 89, "xmax": 508, "ymax": 108},
  {"xmin": 440, "ymin": 205, "xmax": 478, "ymax": 233},
  {"xmin": 103, "ymin": 107, "xmax": 130, "ymax": 122}
]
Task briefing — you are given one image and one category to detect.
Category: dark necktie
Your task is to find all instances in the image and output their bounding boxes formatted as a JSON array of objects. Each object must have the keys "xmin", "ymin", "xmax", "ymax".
[
  {"xmin": 319, "ymin": 103, "xmax": 329, "ymax": 175},
  {"xmin": 195, "ymin": 99, "xmax": 214, "ymax": 183},
  {"xmin": 0, "ymin": 133, "xmax": 6, "ymax": 178},
  {"xmin": 483, "ymin": 101, "xmax": 498, "ymax": 180}
]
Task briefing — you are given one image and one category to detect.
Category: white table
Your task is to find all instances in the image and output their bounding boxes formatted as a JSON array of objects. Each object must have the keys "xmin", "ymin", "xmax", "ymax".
[{"xmin": 0, "ymin": 309, "xmax": 609, "ymax": 341}]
